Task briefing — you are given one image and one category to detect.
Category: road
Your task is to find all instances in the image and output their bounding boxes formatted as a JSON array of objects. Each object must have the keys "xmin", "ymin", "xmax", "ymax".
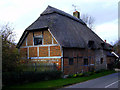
[{"xmin": 64, "ymin": 73, "xmax": 120, "ymax": 88}]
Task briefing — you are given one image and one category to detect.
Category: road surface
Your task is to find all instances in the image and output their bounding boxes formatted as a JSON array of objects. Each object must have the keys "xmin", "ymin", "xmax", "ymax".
[{"xmin": 64, "ymin": 72, "xmax": 120, "ymax": 88}]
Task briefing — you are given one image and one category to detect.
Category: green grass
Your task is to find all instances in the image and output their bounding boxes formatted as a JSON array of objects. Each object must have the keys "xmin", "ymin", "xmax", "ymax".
[{"xmin": 4, "ymin": 70, "xmax": 116, "ymax": 89}]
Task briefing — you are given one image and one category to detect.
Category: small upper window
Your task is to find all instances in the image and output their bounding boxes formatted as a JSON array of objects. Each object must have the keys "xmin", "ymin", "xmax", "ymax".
[
  {"xmin": 34, "ymin": 35, "xmax": 42, "ymax": 45},
  {"xmin": 69, "ymin": 58, "xmax": 74, "ymax": 65},
  {"xmin": 84, "ymin": 58, "xmax": 88, "ymax": 65},
  {"xmin": 88, "ymin": 40, "xmax": 94, "ymax": 48},
  {"xmin": 101, "ymin": 43, "xmax": 105, "ymax": 48},
  {"xmin": 100, "ymin": 58, "xmax": 104, "ymax": 64}
]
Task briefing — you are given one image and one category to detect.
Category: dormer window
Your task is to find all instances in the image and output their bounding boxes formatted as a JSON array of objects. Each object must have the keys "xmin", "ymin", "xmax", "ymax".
[
  {"xmin": 101, "ymin": 43, "xmax": 105, "ymax": 48},
  {"xmin": 88, "ymin": 40, "xmax": 94, "ymax": 48},
  {"xmin": 34, "ymin": 35, "xmax": 43, "ymax": 45}
]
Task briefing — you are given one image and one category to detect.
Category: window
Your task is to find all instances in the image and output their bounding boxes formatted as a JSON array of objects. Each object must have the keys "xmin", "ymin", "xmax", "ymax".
[
  {"xmin": 69, "ymin": 58, "xmax": 74, "ymax": 65},
  {"xmin": 101, "ymin": 43, "xmax": 105, "ymax": 48},
  {"xmin": 88, "ymin": 40, "xmax": 94, "ymax": 48},
  {"xmin": 34, "ymin": 35, "xmax": 43, "ymax": 45},
  {"xmin": 100, "ymin": 58, "xmax": 104, "ymax": 64},
  {"xmin": 84, "ymin": 58, "xmax": 88, "ymax": 65}
]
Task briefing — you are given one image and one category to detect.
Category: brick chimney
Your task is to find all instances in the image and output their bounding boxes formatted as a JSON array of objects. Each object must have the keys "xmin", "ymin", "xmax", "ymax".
[
  {"xmin": 104, "ymin": 40, "xmax": 106, "ymax": 43},
  {"xmin": 73, "ymin": 11, "xmax": 80, "ymax": 19}
]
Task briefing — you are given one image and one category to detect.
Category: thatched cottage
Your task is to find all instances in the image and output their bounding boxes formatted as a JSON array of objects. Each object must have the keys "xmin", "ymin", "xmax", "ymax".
[{"xmin": 17, "ymin": 6, "xmax": 115, "ymax": 75}]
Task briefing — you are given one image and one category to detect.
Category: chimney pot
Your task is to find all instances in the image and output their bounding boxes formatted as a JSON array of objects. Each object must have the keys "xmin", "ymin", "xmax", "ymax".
[
  {"xmin": 105, "ymin": 40, "xmax": 106, "ymax": 43},
  {"xmin": 73, "ymin": 11, "xmax": 80, "ymax": 19}
]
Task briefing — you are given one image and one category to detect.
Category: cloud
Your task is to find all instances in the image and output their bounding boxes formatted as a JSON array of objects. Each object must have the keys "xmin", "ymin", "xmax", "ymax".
[
  {"xmin": 14, "ymin": 29, "xmax": 24, "ymax": 43},
  {"xmin": 0, "ymin": 0, "xmax": 119, "ymax": 44},
  {"xmin": 0, "ymin": 0, "xmax": 46, "ymax": 22},
  {"xmin": 95, "ymin": 19, "xmax": 118, "ymax": 44}
]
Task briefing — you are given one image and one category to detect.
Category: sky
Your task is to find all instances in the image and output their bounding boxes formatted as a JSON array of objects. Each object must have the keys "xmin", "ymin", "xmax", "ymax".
[{"xmin": 0, "ymin": 0, "xmax": 119, "ymax": 45}]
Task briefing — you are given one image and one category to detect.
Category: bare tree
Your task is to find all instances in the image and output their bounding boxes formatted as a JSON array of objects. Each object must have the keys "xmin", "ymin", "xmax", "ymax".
[
  {"xmin": 0, "ymin": 23, "xmax": 21, "ymax": 72},
  {"xmin": 0, "ymin": 23, "xmax": 15, "ymax": 43},
  {"xmin": 81, "ymin": 14, "xmax": 95, "ymax": 30},
  {"xmin": 113, "ymin": 39, "xmax": 120, "ymax": 55},
  {"xmin": 71, "ymin": 4, "xmax": 95, "ymax": 30}
]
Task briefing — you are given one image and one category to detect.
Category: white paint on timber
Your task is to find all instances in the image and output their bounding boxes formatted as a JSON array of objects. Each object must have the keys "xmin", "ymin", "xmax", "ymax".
[
  {"xmin": 111, "ymin": 52, "xmax": 119, "ymax": 58},
  {"xmin": 27, "ymin": 47, "xmax": 29, "ymax": 58},
  {"xmin": 30, "ymin": 56, "xmax": 61, "ymax": 59},
  {"xmin": 37, "ymin": 46, "xmax": 39, "ymax": 57},
  {"xmin": 48, "ymin": 46, "xmax": 50, "ymax": 57},
  {"xmin": 19, "ymin": 31, "xmax": 28, "ymax": 47},
  {"xmin": 106, "ymin": 64, "xmax": 107, "ymax": 69},
  {"xmin": 33, "ymin": 34, "xmax": 34, "ymax": 46},
  {"xmin": 26, "ymin": 37, "xmax": 27, "ymax": 46},
  {"xmin": 52, "ymin": 37, "xmax": 54, "ymax": 44},
  {"xmin": 32, "ymin": 59, "xmax": 59, "ymax": 62},
  {"xmin": 48, "ymin": 29, "xmax": 60, "ymax": 46},
  {"xmin": 42, "ymin": 31, "xmax": 44, "ymax": 45},
  {"xmin": 90, "ymin": 64, "xmax": 94, "ymax": 65},
  {"xmin": 20, "ymin": 44, "xmax": 59, "ymax": 48}
]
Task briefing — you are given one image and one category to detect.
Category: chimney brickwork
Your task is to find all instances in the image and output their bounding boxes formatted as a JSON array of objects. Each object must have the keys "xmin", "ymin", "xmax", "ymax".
[{"xmin": 73, "ymin": 11, "xmax": 80, "ymax": 19}]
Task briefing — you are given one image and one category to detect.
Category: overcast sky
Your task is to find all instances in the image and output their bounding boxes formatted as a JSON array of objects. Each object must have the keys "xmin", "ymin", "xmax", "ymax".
[{"xmin": 0, "ymin": 0, "xmax": 119, "ymax": 45}]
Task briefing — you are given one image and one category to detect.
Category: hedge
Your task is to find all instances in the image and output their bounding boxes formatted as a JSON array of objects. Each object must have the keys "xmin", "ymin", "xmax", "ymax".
[{"xmin": 2, "ymin": 70, "xmax": 63, "ymax": 86}]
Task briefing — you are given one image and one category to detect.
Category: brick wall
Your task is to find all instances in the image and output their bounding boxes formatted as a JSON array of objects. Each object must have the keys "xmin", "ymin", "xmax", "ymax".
[
  {"xmin": 39, "ymin": 47, "xmax": 48, "ymax": 57},
  {"xmin": 20, "ymin": 48, "xmax": 27, "ymax": 58},
  {"xmin": 107, "ymin": 57, "xmax": 115, "ymax": 64},
  {"xmin": 50, "ymin": 46, "xmax": 61, "ymax": 56},
  {"xmin": 63, "ymin": 48, "xmax": 108, "ymax": 75},
  {"xmin": 43, "ymin": 30, "xmax": 52, "ymax": 44},
  {"xmin": 53, "ymin": 38, "xmax": 57, "ymax": 44},
  {"xmin": 21, "ymin": 30, "xmax": 58, "ymax": 47},
  {"xmin": 29, "ymin": 47, "xmax": 37, "ymax": 57},
  {"xmin": 21, "ymin": 39, "xmax": 26, "ymax": 46},
  {"xmin": 63, "ymin": 48, "xmax": 95, "ymax": 75},
  {"xmin": 106, "ymin": 56, "xmax": 116, "ymax": 70},
  {"xmin": 27, "ymin": 32, "xmax": 33, "ymax": 46},
  {"xmin": 34, "ymin": 31, "xmax": 42, "ymax": 36},
  {"xmin": 29, "ymin": 58, "xmax": 62, "ymax": 70},
  {"xmin": 19, "ymin": 29, "xmax": 62, "ymax": 71},
  {"xmin": 95, "ymin": 50, "xmax": 107, "ymax": 70}
]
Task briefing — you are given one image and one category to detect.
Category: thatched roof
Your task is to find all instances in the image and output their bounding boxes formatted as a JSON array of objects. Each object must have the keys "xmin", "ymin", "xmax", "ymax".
[{"xmin": 17, "ymin": 5, "xmax": 111, "ymax": 50}]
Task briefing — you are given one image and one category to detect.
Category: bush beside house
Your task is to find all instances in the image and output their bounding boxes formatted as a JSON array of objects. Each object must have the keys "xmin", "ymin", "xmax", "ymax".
[{"xmin": 3, "ymin": 70, "xmax": 63, "ymax": 86}]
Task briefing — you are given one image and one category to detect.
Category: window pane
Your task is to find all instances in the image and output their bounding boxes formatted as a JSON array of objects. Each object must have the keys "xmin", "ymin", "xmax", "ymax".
[
  {"xmin": 88, "ymin": 41, "xmax": 94, "ymax": 48},
  {"xmin": 34, "ymin": 37, "xmax": 42, "ymax": 45},
  {"xmin": 100, "ymin": 58, "xmax": 103, "ymax": 64},
  {"xmin": 84, "ymin": 58, "xmax": 88, "ymax": 65},
  {"xmin": 69, "ymin": 58, "xmax": 74, "ymax": 65}
]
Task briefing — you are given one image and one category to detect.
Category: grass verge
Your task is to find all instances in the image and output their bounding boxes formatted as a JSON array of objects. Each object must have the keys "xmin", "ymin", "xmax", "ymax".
[{"xmin": 3, "ymin": 70, "xmax": 116, "ymax": 89}]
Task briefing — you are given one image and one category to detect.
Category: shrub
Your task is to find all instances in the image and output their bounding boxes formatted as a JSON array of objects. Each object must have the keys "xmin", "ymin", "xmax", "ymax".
[
  {"xmin": 2, "ymin": 70, "xmax": 63, "ymax": 86},
  {"xmin": 115, "ymin": 61, "xmax": 120, "ymax": 69},
  {"xmin": 73, "ymin": 74, "xmax": 77, "ymax": 78},
  {"xmin": 95, "ymin": 70, "xmax": 100, "ymax": 73},
  {"xmin": 67, "ymin": 74, "xmax": 73, "ymax": 78},
  {"xmin": 77, "ymin": 73, "xmax": 84, "ymax": 77},
  {"xmin": 99, "ymin": 69, "xmax": 106, "ymax": 72},
  {"xmin": 95, "ymin": 69, "xmax": 107, "ymax": 74},
  {"xmin": 67, "ymin": 69, "xmax": 109, "ymax": 79},
  {"xmin": 83, "ymin": 72, "xmax": 91, "ymax": 77},
  {"xmin": 91, "ymin": 71, "xmax": 95, "ymax": 75},
  {"xmin": 67, "ymin": 72, "xmax": 94, "ymax": 78}
]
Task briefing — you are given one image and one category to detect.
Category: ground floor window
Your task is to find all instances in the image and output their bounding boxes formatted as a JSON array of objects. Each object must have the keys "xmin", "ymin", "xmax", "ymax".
[
  {"xmin": 100, "ymin": 58, "xmax": 104, "ymax": 64},
  {"xmin": 84, "ymin": 58, "xmax": 88, "ymax": 65},
  {"xmin": 69, "ymin": 58, "xmax": 74, "ymax": 65}
]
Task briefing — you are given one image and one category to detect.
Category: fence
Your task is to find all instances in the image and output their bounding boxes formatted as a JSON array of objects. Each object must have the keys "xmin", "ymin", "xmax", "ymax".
[{"xmin": 21, "ymin": 62, "xmax": 57, "ymax": 72}]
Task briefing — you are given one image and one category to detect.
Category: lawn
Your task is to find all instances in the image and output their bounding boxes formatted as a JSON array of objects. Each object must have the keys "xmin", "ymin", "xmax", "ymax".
[{"xmin": 4, "ymin": 70, "xmax": 116, "ymax": 89}]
